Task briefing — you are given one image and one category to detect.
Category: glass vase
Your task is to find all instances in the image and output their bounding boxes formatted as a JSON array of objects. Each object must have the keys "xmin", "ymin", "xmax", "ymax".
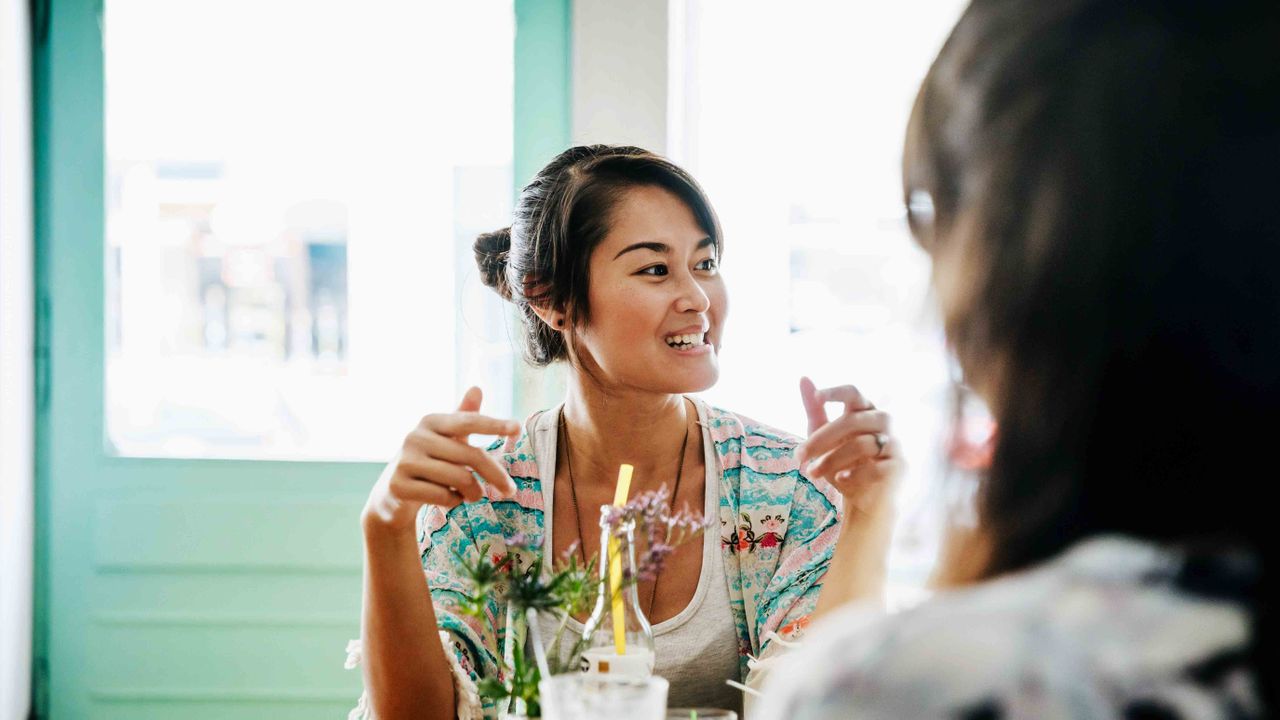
[{"xmin": 579, "ymin": 519, "xmax": 655, "ymax": 677}]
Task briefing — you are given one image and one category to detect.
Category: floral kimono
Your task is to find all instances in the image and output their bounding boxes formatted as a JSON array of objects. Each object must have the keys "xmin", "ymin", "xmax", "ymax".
[{"xmin": 346, "ymin": 399, "xmax": 845, "ymax": 719}]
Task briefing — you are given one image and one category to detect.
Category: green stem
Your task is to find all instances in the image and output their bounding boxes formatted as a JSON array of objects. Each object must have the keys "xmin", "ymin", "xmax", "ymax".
[{"xmin": 547, "ymin": 609, "xmax": 572, "ymax": 673}]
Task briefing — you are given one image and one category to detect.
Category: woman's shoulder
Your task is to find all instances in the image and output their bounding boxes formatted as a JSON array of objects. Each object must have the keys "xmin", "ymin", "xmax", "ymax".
[
  {"xmin": 700, "ymin": 402, "xmax": 840, "ymax": 514},
  {"xmin": 701, "ymin": 403, "xmax": 807, "ymax": 480},
  {"xmin": 702, "ymin": 402, "xmax": 803, "ymax": 451},
  {"xmin": 758, "ymin": 536, "xmax": 1259, "ymax": 720}
]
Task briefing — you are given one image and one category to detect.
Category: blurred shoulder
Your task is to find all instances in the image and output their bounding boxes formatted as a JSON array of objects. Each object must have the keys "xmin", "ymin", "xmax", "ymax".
[{"xmin": 758, "ymin": 536, "xmax": 1259, "ymax": 720}]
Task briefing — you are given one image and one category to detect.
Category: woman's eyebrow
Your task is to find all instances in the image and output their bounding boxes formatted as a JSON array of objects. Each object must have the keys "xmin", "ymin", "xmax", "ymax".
[
  {"xmin": 614, "ymin": 241, "xmax": 669, "ymax": 259},
  {"xmin": 613, "ymin": 237, "xmax": 715, "ymax": 260}
]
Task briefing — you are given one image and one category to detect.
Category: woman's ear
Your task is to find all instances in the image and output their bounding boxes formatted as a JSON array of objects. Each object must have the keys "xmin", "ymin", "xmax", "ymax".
[{"xmin": 530, "ymin": 304, "xmax": 566, "ymax": 331}]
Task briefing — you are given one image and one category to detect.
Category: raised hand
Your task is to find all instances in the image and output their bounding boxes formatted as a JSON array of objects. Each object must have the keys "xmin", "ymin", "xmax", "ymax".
[
  {"xmin": 362, "ymin": 386, "xmax": 521, "ymax": 533},
  {"xmin": 796, "ymin": 377, "xmax": 903, "ymax": 515}
]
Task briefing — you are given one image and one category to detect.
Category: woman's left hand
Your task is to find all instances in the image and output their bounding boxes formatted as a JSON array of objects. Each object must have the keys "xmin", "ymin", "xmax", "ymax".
[{"xmin": 796, "ymin": 377, "xmax": 903, "ymax": 515}]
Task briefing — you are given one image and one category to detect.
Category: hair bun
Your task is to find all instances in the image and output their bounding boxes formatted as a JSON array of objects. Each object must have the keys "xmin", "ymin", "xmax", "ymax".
[{"xmin": 474, "ymin": 227, "xmax": 513, "ymax": 300}]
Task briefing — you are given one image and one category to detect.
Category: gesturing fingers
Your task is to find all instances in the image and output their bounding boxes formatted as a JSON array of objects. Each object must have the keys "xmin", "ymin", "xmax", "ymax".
[
  {"xmin": 396, "ymin": 453, "xmax": 484, "ymax": 502},
  {"xmin": 456, "ymin": 385, "xmax": 484, "ymax": 414},
  {"xmin": 405, "ymin": 426, "xmax": 518, "ymax": 498},
  {"xmin": 806, "ymin": 431, "xmax": 888, "ymax": 480},
  {"xmin": 817, "ymin": 384, "xmax": 873, "ymax": 416},
  {"xmin": 423, "ymin": 412, "xmax": 521, "ymax": 441},
  {"xmin": 799, "ymin": 376, "xmax": 829, "ymax": 436},
  {"xmin": 389, "ymin": 472, "xmax": 466, "ymax": 510},
  {"xmin": 798, "ymin": 409, "xmax": 890, "ymax": 466}
]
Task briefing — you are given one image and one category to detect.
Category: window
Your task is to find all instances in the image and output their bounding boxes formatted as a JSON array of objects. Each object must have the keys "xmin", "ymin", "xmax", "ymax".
[
  {"xmin": 675, "ymin": 0, "xmax": 968, "ymax": 602},
  {"xmin": 105, "ymin": 0, "xmax": 515, "ymax": 460}
]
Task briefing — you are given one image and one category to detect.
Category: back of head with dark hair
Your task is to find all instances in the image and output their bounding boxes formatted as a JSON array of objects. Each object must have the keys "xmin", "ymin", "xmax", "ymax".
[
  {"xmin": 906, "ymin": 0, "xmax": 1280, "ymax": 694},
  {"xmin": 473, "ymin": 145, "xmax": 722, "ymax": 366}
]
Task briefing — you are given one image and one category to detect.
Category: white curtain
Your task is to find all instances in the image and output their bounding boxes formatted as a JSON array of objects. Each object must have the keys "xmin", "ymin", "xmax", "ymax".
[{"xmin": 0, "ymin": 0, "xmax": 34, "ymax": 716}]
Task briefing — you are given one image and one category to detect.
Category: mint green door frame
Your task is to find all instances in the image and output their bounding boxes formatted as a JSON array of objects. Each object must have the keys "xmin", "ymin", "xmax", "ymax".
[{"xmin": 31, "ymin": 1, "xmax": 569, "ymax": 716}]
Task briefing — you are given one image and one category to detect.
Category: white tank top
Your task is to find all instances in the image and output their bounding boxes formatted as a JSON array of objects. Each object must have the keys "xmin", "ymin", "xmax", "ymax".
[{"xmin": 530, "ymin": 400, "xmax": 744, "ymax": 715}]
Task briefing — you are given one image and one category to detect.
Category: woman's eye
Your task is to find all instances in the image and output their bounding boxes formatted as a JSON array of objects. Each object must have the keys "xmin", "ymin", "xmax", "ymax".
[
  {"xmin": 639, "ymin": 264, "xmax": 669, "ymax": 277},
  {"xmin": 696, "ymin": 257, "xmax": 719, "ymax": 272}
]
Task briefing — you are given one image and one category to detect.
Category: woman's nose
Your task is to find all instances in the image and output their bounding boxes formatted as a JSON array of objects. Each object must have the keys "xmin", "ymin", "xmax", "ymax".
[{"xmin": 674, "ymin": 272, "xmax": 711, "ymax": 314}]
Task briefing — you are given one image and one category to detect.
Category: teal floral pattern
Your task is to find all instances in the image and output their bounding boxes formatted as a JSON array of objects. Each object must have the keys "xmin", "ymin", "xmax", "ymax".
[{"xmin": 724, "ymin": 512, "xmax": 787, "ymax": 554}]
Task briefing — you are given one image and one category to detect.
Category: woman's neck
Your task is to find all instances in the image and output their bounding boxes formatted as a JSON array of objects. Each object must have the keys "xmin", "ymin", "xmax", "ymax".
[{"xmin": 560, "ymin": 374, "xmax": 694, "ymax": 494}]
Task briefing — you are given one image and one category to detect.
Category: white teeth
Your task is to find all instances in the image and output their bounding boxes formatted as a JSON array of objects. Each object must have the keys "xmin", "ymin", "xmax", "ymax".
[{"xmin": 665, "ymin": 333, "xmax": 707, "ymax": 348}]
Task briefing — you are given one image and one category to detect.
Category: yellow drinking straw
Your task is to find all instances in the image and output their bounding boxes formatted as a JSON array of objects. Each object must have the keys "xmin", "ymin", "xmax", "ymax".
[{"xmin": 609, "ymin": 463, "xmax": 634, "ymax": 656}]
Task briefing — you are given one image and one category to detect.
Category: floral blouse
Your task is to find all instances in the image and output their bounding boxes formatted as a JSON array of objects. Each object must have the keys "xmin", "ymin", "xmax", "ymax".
[
  {"xmin": 346, "ymin": 398, "xmax": 845, "ymax": 719},
  {"xmin": 755, "ymin": 535, "xmax": 1261, "ymax": 720}
]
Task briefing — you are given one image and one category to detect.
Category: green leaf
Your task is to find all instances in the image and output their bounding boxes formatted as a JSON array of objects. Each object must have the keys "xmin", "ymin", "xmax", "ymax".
[{"xmin": 476, "ymin": 677, "xmax": 509, "ymax": 703}]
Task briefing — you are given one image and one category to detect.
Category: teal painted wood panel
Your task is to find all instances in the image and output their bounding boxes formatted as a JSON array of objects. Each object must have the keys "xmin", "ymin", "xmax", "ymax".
[
  {"xmin": 91, "ymin": 496, "xmax": 364, "ymax": 573},
  {"xmin": 513, "ymin": 0, "xmax": 574, "ymax": 417},
  {"xmin": 85, "ymin": 703, "xmax": 355, "ymax": 720},
  {"xmin": 87, "ymin": 624, "xmax": 356, "ymax": 691},
  {"xmin": 34, "ymin": 0, "xmax": 572, "ymax": 717},
  {"xmin": 514, "ymin": 0, "xmax": 572, "ymax": 188}
]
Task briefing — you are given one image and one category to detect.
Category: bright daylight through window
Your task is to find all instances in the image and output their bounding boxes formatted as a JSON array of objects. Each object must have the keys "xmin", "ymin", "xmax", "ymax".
[
  {"xmin": 105, "ymin": 0, "xmax": 515, "ymax": 460},
  {"xmin": 676, "ymin": 0, "xmax": 969, "ymax": 601}
]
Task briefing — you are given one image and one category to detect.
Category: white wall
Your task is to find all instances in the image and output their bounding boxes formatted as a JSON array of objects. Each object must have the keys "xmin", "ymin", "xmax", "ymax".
[
  {"xmin": 571, "ymin": 0, "xmax": 670, "ymax": 153},
  {"xmin": 0, "ymin": 0, "xmax": 34, "ymax": 716}
]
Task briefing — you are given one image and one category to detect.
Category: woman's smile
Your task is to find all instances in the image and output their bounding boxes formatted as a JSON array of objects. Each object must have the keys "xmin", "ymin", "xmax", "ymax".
[{"xmin": 663, "ymin": 326, "xmax": 712, "ymax": 355}]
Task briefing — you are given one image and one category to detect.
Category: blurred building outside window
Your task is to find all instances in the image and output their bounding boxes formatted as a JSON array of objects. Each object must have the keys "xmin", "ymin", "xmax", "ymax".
[{"xmin": 105, "ymin": 0, "xmax": 516, "ymax": 460}]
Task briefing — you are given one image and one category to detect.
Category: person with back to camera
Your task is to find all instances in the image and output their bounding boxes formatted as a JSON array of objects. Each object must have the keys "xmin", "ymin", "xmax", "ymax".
[
  {"xmin": 756, "ymin": 1, "xmax": 1278, "ymax": 718},
  {"xmin": 347, "ymin": 145, "xmax": 907, "ymax": 719}
]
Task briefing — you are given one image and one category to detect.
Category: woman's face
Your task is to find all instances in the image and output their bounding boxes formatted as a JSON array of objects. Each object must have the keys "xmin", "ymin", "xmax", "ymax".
[{"xmin": 572, "ymin": 185, "xmax": 727, "ymax": 394}]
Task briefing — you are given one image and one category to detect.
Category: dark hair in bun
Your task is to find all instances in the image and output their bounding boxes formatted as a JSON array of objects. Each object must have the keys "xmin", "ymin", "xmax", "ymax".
[
  {"xmin": 473, "ymin": 144, "xmax": 721, "ymax": 366},
  {"xmin": 473, "ymin": 226, "xmax": 513, "ymax": 301}
]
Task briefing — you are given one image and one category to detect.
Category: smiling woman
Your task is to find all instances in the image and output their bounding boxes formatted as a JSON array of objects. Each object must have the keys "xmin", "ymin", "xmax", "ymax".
[
  {"xmin": 593, "ymin": 194, "xmax": 721, "ymax": 360},
  {"xmin": 349, "ymin": 145, "xmax": 907, "ymax": 719},
  {"xmin": 476, "ymin": 147, "xmax": 724, "ymax": 377},
  {"xmin": 538, "ymin": 181, "xmax": 726, "ymax": 394}
]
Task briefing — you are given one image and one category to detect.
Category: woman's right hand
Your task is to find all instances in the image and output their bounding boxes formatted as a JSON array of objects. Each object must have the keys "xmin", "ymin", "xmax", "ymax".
[{"xmin": 362, "ymin": 386, "xmax": 521, "ymax": 535}]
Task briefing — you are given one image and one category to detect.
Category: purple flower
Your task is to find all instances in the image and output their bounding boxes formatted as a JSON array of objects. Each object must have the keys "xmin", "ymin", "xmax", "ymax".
[
  {"xmin": 600, "ymin": 505, "xmax": 627, "ymax": 531},
  {"xmin": 561, "ymin": 539, "xmax": 581, "ymax": 562},
  {"xmin": 504, "ymin": 532, "xmax": 536, "ymax": 551},
  {"xmin": 596, "ymin": 487, "xmax": 711, "ymax": 584},
  {"xmin": 636, "ymin": 541, "xmax": 675, "ymax": 582}
]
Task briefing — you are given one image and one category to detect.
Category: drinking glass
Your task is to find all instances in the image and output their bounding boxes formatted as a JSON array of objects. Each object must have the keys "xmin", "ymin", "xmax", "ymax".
[
  {"xmin": 666, "ymin": 709, "xmax": 738, "ymax": 720},
  {"xmin": 539, "ymin": 674, "xmax": 669, "ymax": 720}
]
